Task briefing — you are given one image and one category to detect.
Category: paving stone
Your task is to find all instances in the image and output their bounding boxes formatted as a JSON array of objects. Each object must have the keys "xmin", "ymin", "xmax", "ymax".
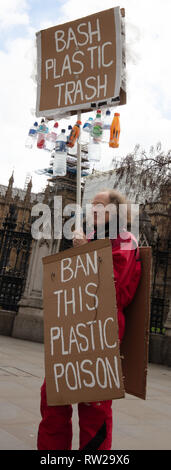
[{"xmin": 0, "ymin": 335, "xmax": 170, "ymax": 450}]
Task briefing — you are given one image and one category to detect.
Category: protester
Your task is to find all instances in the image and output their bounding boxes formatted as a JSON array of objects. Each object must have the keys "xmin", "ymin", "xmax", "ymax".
[{"xmin": 37, "ymin": 189, "xmax": 141, "ymax": 450}]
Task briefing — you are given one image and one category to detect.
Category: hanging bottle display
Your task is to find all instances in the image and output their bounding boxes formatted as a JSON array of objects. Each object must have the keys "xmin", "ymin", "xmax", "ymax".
[{"xmin": 30, "ymin": 107, "xmax": 120, "ymax": 180}]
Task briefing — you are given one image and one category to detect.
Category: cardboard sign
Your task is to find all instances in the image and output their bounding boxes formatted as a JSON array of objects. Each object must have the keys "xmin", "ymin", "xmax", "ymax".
[
  {"xmin": 121, "ymin": 247, "xmax": 152, "ymax": 400},
  {"xmin": 42, "ymin": 239, "xmax": 125, "ymax": 405},
  {"xmin": 36, "ymin": 7, "xmax": 124, "ymax": 118}
]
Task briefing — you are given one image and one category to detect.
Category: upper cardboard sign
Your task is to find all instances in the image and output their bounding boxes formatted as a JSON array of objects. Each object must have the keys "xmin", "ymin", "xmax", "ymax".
[
  {"xmin": 42, "ymin": 239, "xmax": 125, "ymax": 406},
  {"xmin": 36, "ymin": 7, "xmax": 125, "ymax": 118}
]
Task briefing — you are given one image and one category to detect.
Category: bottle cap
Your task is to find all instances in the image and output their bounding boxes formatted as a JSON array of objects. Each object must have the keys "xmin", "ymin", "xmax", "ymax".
[
  {"xmin": 106, "ymin": 110, "xmax": 110, "ymax": 115},
  {"xmin": 61, "ymin": 129, "xmax": 66, "ymax": 133},
  {"xmin": 77, "ymin": 120, "xmax": 82, "ymax": 125},
  {"xmin": 97, "ymin": 109, "xmax": 101, "ymax": 113},
  {"xmin": 114, "ymin": 113, "xmax": 120, "ymax": 116},
  {"xmin": 54, "ymin": 122, "xmax": 58, "ymax": 128},
  {"xmin": 89, "ymin": 117, "xmax": 93, "ymax": 121},
  {"xmin": 68, "ymin": 125, "xmax": 72, "ymax": 130},
  {"xmin": 34, "ymin": 122, "xmax": 38, "ymax": 126}
]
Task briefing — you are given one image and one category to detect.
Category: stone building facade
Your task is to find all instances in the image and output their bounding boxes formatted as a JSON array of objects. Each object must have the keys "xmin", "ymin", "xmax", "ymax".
[
  {"xmin": 12, "ymin": 170, "xmax": 80, "ymax": 342},
  {"xmin": 0, "ymin": 173, "xmax": 45, "ymax": 336}
]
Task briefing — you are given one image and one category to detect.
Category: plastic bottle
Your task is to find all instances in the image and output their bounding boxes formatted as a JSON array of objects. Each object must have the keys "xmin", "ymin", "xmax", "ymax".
[
  {"xmin": 88, "ymin": 135, "xmax": 101, "ymax": 162},
  {"xmin": 66, "ymin": 125, "xmax": 73, "ymax": 144},
  {"xmin": 37, "ymin": 119, "xmax": 49, "ymax": 149},
  {"xmin": 83, "ymin": 117, "xmax": 93, "ymax": 133},
  {"xmin": 35, "ymin": 167, "xmax": 53, "ymax": 176},
  {"xmin": 49, "ymin": 149, "xmax": 55, "ymax": 167},
  {"xmin": 79, "ymin": 117, "xmax": 93, "ymax": 145},
  {"xmin": 67, "ymin": 125, "xmax": 77, "ymax": 155},
  {"xmin": 25, "ymin": 122, "xmax": 38, "ymax": 149},
  {"xmin": 53, "ymin": 129, "xmax": 67, "ymax": 176},
  {"xmin": 45, "ymin": 122, "xmax": 58, "ymax": 151},
  {"xmin": 109, "ymin": 113, "xmax": 120, "ymax": 148},
  {"xmin": 102, "ymin": 110, "xmax": 111, "ymax": 142},
  {"xmin": 67, "ymin": 120, "xmax": 82, "ymax": 148},
  {"xmin": 91, "ymin": 109, "xmax": 103, "ymax": 143}
]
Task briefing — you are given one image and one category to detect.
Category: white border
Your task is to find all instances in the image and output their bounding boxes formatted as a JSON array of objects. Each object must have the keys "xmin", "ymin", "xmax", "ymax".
[{"xmin": 36, "ymin": 31, "xmax": 42, "ymax": 118}]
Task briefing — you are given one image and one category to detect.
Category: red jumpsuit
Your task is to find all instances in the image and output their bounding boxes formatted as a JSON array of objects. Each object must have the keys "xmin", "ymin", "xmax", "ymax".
[{"xmin": 37, "ymin": 231, "xmax": 141, "ymax": 450}]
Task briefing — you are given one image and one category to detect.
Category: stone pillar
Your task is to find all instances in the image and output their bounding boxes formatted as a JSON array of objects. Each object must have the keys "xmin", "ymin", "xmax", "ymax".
[
  {"xmin": 164, "ymin": 294, "xmax": 171, "ymax": 337},
  {"xmin": 12, "ymin": 238, "xmax": 52, "ymax": 343}
]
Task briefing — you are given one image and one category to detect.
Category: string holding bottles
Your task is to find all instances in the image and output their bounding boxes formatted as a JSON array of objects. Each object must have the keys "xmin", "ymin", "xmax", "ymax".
[{"xmin": 26, "ymin": 110, "xmax": 120, "ymax": 178}]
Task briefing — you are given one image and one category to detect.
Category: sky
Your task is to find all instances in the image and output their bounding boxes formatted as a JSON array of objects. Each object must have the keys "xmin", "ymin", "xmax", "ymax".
[{"xmin": 0, "ymin": 0, "xmax": 171, "ymax": 193}]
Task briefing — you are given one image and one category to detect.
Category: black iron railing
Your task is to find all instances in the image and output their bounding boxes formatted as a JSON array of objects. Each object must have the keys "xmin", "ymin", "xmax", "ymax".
[
  {"xmin": 150, "ymin": 238, "xmax": 171, "ymax": 334},
  {"xmin": 0, "ymin": 205, "xmax": 32, "ymax": 312}
]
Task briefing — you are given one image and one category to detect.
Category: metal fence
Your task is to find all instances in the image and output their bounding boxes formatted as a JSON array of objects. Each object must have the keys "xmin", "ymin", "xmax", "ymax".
[
  {"xmin": 150, "ymin": 238, "xmax": 171, "ymax": 334},
  {"xmin": 0, "ymin": 205, "xmax": 32, "ymax": 312}
]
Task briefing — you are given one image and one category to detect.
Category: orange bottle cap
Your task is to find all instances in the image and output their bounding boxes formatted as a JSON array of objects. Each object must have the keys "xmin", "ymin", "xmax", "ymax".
[
  {"xmin": 77, "ymin": 120, "xmax": 82, "ymax": 125},
  {"xmin": 114, "ymin": 113, "xmax": 120, "ymax": 116}
]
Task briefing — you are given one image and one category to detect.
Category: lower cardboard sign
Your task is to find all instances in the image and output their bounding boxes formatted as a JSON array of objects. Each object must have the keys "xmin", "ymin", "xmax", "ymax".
[{"xmin": 43, "ymin": 239, "xmax": 125, "ymax": 405}]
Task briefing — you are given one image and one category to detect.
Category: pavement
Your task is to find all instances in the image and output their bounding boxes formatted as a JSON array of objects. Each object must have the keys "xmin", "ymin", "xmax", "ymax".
[{"xmin": 0, "ymin": 335, "xmax": 171, "ymax": 451}]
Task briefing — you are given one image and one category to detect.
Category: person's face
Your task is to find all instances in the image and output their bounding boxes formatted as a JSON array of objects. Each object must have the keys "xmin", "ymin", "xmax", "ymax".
[{"xmin": 91, "ymin": 192, "xmax": 110, "ymax": 226}]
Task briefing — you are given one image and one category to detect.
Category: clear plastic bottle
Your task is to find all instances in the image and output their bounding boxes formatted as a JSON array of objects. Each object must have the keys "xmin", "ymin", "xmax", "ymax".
[
  {"xmin": 83, "ymin": 117, "xmax": 93, "ymax": 133},
  {"xmin": 49, "ymin": 149, "xmax": 55, "ymax": 167},
  {"xmin": 53, "ymin": 129, "xmax": 67, "ymax": 176},
  {"xmin": 80, "ymin": 117, "xmax": 93, "ymax": 145},
  {"xmin": 102, "ymin": 110, "xmax": 111, "ymax": 143},
  {"xmin": 45, "ymin": 122, "xmax": 58, "ymax": 151},
  {"xmin": 25, "ymin": 122, "xmax": 38, "ymax": 149},
  {"xmin": 88, "ymin": 135, "xmax": 101, "ymax": 162},
  {"xmin": 37, "ymin": 119, "xmax": 49, "ymax": 149},
  {"xmin": 91, "ymin": 110, "xmax": 103, "ymax": 143},
  {"xmin": 35, "ymin": 167, "xmax": 53, "ymax": 176}
]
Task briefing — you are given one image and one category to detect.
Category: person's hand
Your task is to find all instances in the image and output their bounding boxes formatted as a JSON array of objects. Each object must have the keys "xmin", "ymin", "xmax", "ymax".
[{"xmin": 72, "ymin": 229, "xmax": 88, "ymax": 248}]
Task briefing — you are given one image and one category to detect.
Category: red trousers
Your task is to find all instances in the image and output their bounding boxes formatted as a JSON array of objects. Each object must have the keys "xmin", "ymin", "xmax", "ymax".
[{"xmin": 37, "ymin": 379, "xmax": 113, "ymax": 450}]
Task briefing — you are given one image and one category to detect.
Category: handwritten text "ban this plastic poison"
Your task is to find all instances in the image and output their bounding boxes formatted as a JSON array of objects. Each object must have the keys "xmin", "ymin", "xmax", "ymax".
[{"xmin": 50, "ymin": 250, "xmax": 121, "ymax": 394}]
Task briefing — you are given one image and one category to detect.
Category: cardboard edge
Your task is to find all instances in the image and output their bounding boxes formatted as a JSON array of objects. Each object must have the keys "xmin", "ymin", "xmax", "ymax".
[
  {"xmin": 47, "ymin": 391, "xmax": 125, "ymax": 407},
  {"xmin": 142, "ymin": 247, "xmax": 152, "ymax": 399},
  {"xmin": 42, "ymin": 238, "xmax": 111, "ymax": 265},
  {"xmin": 125, "ymin": 389, "xmax": 146, "ymax": 400},
  {"xmin": 121, "ymin": 8, "xmax": 125, "ymax": 18}
]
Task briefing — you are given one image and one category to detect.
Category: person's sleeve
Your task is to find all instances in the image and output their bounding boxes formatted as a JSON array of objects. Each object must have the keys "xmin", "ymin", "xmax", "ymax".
[{"xmin": 112, "ymin": 243, "xmax": 141, "ymax": 311}]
